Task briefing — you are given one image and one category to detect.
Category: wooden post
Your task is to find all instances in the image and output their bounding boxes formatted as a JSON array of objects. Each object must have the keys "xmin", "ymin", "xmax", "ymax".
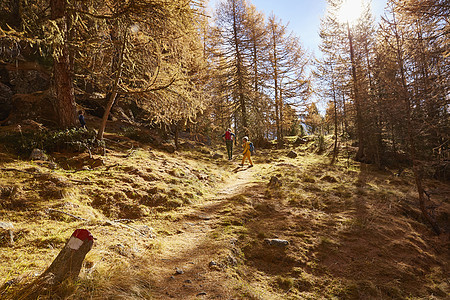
[
  {"xmin": 40, "ymin": 229, "xmax": 94, "ymax": 284},
  {"xmin": 14, "ymin": 229, "xmax": 94, "ymax": 299}
]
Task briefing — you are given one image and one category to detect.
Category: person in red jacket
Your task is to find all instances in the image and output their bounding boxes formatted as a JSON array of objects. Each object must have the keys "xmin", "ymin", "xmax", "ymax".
[{"xmin": 222, "ymin": 128, "xmax": 235, "ymax": 160}]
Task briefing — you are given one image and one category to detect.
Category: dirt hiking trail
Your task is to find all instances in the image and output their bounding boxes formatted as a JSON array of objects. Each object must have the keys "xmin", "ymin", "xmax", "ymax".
[{"xmin": 148, "ymin": 166, "xmax": 259, "ymax": 299}]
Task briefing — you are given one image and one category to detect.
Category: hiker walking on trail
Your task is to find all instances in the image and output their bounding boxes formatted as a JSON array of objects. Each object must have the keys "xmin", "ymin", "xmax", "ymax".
[
  {"xmin": 78, "ymin": 110, "xmax": 86, "ymax": 129},
  {"xmin": 222, "ymin": 128, "xmax": 235, "ymax": 160},
  {"xmin": 240, "ymin": 136, "xmax": 253, "ymax": 167}
]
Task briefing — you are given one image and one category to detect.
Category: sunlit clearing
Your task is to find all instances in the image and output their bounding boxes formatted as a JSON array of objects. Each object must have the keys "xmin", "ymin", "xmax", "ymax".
[{"xmin": 337, "ymin": 0, "xmax": 364, "ymax": 24}]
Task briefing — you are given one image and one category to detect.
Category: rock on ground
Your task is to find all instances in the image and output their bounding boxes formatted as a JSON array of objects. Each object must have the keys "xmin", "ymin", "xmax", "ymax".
[{"xmin": 287, "ymin": 150, "xmax": 298, "ymax": 158}]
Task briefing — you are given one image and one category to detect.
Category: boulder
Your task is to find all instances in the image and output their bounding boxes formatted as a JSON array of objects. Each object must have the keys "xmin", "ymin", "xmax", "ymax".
[
  {"xmin": 268, "ymin": 176, "xmax": 282, "ymax": 187},
  {"xmin": 161, "ymin": 143, "xmax": 176, "ymax": 153},
  {"xmin": 30, "ymin": 149, "xmax": 48, "ymax": 161},
  {"xmin": 0, "ymin": 226, "xmax": 15, "ymax": 247},
  {"xmin": 287, "ymin": 150, "xmax": 298, "ymax": 158},
  {"xmin": 212, "ymin": 153, "xmax": 223, "ymax": 159},
  {"xmin": 0, "ymin": 83, "xmax": 13, "ymax": 121},
  {"xmin": 0, "ymin": 62, "xmax": 52, "ymax": 124},
  {"xmin": 66, "ymin": 153, "xmax": 104, "ymax": 170},
  {"xmin": 0, "ymin": 222, "xmax": 14, "ymax": 230},
  {"xmin": 293, "ymin": 137, "xmax": 308, "ymax": 146},
  {"xmin": 0, "ymin": 222, "xmax": 14, "ymax": 246},
  {"xmin": 321, "ymin": 175, "xmax": 338, "ymax": 183},
  {"xmin": 10, "ymin": 91, "xmax": 58, "ymax": 125},
  {"xmin": 264, "ymin": 238, "xmax": 289, "ymax": 247},
  {"xmin": 6, "ymin": 66, "xmax": 50, "ymax": 94},
  {"xmin": 253, "ymin": 138, "xmax": 272, "ymax": 149}
]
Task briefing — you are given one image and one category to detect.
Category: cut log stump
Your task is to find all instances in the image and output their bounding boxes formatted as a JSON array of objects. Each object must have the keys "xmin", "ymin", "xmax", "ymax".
[
  {"xmin": 14, "ymin": 229, "xmax": 94, "ymax": 299},
  {"xmin": 40, "ymin": 229, "xmax": 94, "ymax": 284}
]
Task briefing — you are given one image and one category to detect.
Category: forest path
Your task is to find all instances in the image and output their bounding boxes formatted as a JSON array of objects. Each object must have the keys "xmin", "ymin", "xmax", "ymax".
[{"xmin": 148, "ymin": 164, "xmax": 260, "ymax": 299}]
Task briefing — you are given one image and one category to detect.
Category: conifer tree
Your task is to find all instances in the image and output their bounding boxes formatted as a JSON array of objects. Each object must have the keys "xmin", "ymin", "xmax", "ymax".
[
  {"xmin": 215, "ymin": 0, "xmax": 252, "ymax": 138},
  {"xmin": 267, "ymin": 14, "xmax": 309, "ymax": 147}
]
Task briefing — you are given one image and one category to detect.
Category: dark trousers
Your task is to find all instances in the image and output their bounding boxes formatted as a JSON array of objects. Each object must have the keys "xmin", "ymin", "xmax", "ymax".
[{"xmin": 225, "ymin": 140, "xmax": 233, "ymax": 159}]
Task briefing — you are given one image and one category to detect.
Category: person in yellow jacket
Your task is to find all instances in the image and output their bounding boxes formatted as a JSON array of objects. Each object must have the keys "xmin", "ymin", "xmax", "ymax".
[{"xmin": 240, "ymin": 136, "xmax": 253, "ymax": 167}]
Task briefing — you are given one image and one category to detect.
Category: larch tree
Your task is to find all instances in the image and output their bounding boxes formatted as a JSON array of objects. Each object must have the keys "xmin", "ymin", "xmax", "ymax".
[
  {"xmin": 267, "ymin": 14, "xmax": 309, "ymax": 147},
  {"xmin": 316, "ymin": 12, "xmax": 346, "ymax": 163},
  {"xmin": 50, "ymin": 0, "xmax": 77, "ymax": 128},
  {"xmin": 304, "ymin": 102, "xmax": 322, "ymax": 135},
  {"xmin": 352, "ymin": 2, "xmax": 380, "ymax": 165},
  {"xmin": 1, "ymin": 0, "xmax": 77, "ymax": 128},
  {"xmin": 215, "ymin": 0, "xmax": 252, "ymax": 138},
  {"xmin": 375, "ymin": 0, "xmax": 448, "ymax": 234},
  {"xmin": 319, "ymin": 0, "xmax": 378, "ymax": 163},
  {"xmin": 244, "ymin": 3, "xmax": 270, "ymax": 142},
  {"xmin": 66, "ymin": 0, "xmax": 207, "ymax": 141}
]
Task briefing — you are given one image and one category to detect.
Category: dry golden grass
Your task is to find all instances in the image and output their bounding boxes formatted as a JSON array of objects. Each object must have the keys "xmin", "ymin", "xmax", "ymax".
[{"xmin": 1, "ymin": 135, "xmax": 449, "ymax": 299}]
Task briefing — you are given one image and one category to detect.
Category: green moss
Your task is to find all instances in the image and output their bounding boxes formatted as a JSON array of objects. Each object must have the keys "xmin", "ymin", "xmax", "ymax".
[{"xmin": 275, "ymin": 276, "xmax": 294, "ymax": 291}]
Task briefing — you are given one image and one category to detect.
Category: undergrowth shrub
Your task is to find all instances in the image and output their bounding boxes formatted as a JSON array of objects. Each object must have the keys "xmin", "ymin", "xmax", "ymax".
[
  {"xmin": 317, "ymin": 134, "xmax": 326, "ymax": 153},
  {"xmin": 274, "ymin": 276, "xmax": 294, "ymax": 291},
  {"xmin": 0, "ymin": 128, "xmax": 101, "ymax": 156},
  {"xmin": 121, "ymin": 126, "xmax": 155, "ymax": 144}
]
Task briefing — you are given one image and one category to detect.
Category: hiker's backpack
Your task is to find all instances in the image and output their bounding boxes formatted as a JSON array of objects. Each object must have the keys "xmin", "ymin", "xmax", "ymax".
[
  {"xmin": 249, "ymin": 142, "xmax": 254, "ymax": 154},
  {"xmin": 225, "ymin": 131, "xmax": 232, "ymax": 140}
]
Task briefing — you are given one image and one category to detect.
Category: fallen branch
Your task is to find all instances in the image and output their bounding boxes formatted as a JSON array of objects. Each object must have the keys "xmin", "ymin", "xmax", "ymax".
[
  {"xmin": 123, "ymin": 149, "xmax": 136, "ymax": 158},
  {"xmin": 104, "ymin": 137, "xmax": 133, "ymax": 148},
  {"xmin": 104, "ymin": 163, "xmax": 119, "ymax": 171},
  {"xmin": 105, "ymin": 220, "xmax": 155, "ymax": 238},
  {"xmin": 46, "ymin": 208, "xmax": 89, "ymax": 222},
  {"xmin": 1, "ymin": 168, "xmax": 38, "ymax": 175},
  {"xmin": 106, "ymin": 220, "xmax": 141, "ymax": 234},
  {"xmin": 69, "ymin": 178, "xmax": 93, "ymax": 184},
  {"xmin": 112, "ymin": 219, "xmax": 133, "ymax": 223}
]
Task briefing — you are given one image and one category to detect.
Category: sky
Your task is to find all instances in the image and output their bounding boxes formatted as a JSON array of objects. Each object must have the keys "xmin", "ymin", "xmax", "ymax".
[
  {"xmin": 208, "ymin": 0, "xmax": 389, "ymax": 113},
  {"xmin": 209, "ymin": 0, "xmax": 388, "ymax": 57}
]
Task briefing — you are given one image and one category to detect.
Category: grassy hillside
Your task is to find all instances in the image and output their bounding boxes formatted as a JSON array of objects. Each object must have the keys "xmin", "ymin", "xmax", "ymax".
[{"xmin": 0, "ymin": 128, "xmax": 448, "ymax": 299}]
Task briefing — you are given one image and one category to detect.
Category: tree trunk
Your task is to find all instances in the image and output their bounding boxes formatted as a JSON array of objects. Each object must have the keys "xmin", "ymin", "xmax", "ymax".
[
  {"xmin": 174, "ymin": 121, "xmax": 180, "ymax": 150},
  {"xmin": 231, "ymin": 1, "xmax": 247, "ymax": 136},
  {"xmin": 279, "ymin": 89, "xmax": 284, "ymax": 146},
  {"xmin": 5, "ymin": 0, "xmax": 22, "ymax": 30},
  {"xmin": 347, "ymin": 23, "xmax": 364, "ymax": 161},
  {"xmin": 331, "ymin": 73, "xmax": 338, "ymax": 165},
  {"xmin": 273, "ymin": 48, "xmax": 282, "ymax": 149},
  {"xmin": 51, "ymin": 0, "xmax": 76, "ymax": 128},
  {"xmin": 53, "ymin": 46, "xmax": 76, "ymax": 128},
  {"xmin": 390, "ymin": 11, "xmax": 440, "ymax": 235},
  {"xmin": 342, "ymin": 92, "xmax": 348, "ymax": 136},
  {"xmin": 413, "ymin": 166, "xmax": 441, "ymax": 235},
  {"xmin": 97, "ymin": 31, "xmax": 126, "ymax": 140}
]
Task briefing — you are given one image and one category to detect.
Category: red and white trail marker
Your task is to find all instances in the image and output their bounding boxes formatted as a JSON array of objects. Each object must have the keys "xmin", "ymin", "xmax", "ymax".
[{"xmin": 67, "ymin": 229, "xmax": 94, "ymax": 250}]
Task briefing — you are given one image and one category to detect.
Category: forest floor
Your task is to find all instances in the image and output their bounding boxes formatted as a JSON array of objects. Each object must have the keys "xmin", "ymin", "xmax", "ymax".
[{"xmin": 0, "ymin": 126, "xmax": 449, "ymax": 299}]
